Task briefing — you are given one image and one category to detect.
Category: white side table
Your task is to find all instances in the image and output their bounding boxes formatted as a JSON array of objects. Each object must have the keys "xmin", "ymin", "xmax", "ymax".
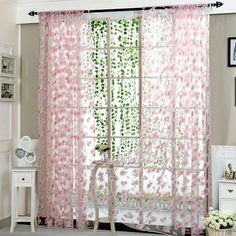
[
  {"xmin": 219, "ymin": 178, "xmax": 236, "ymax": 213},
  {"xmin": 90, "ymin": 161, "xmax": 117, "ymax": 236},
  {"xmin": 10, "ymin": 167, "xmax": 38, "ymax": 233}
]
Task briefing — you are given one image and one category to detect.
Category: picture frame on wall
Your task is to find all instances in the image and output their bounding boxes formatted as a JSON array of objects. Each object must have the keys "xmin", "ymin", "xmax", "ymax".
[
  {"xmin": 0, "ymin": 54, "xmax": 16, "ymax": 78},
  {"xmin": 228, "ymin": 37, "xmax": 236, "ymax": 67},
  {"xmin": 0, "ymin": 82, "xmax": 15, "ymax": 102}
]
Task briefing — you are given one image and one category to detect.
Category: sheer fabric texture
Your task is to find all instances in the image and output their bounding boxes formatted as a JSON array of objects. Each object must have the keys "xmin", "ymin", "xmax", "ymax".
[
  {"xmin": 96, "ymin": 7, "xmax": 210, "ymax": 236},
  {"xmin": 135, "ymin": 6, "xmax": 210, "ymax": 235},
  {"xmin": 38, "ymin": 11, "xmax": 94, "ymax": 228},
  {"xmin": 38, "ymin": 6, "xmax": 210, "ymax": 236}
]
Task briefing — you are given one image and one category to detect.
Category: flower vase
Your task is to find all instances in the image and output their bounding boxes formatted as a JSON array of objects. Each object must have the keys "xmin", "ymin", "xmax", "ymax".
[
  {"xmin": 101, "ymin": 152, "xmax": 109, "ymax": 161},
  {"xmin": 207, "ymin": 227, "xmax": 233, "ymax": 236}
]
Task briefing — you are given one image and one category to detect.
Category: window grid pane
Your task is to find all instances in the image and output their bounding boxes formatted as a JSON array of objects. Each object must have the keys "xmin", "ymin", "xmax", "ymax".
[
  {"xmin": 110, "ymin": 19, "xmax": 139, "ymax": 47},
  {"xmin": 91, "ymin": 18, "xmax": 140, "ymax": 160}
]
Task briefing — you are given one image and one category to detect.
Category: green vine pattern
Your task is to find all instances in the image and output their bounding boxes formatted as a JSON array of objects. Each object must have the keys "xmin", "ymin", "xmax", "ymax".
[
  {"xmin": 92, "ymin": 50, "xmax": 107, "ymax": 78},
  {"xmin": 111, "ymin": 108, "xmax": 139, "ymax": 136},
  {"xmin": 111, "ymin": 19, "xmax": 139, "ymax": 47},
  {"xmin": 111, "ymin": 48, "xmax": 139, "ymax": 78},
  {"xmin": 91, "ymin": 20, "xmax": 108, "ymax": 48},
  {"xmin": 111, "ymin": 138, "xmax": 139, "ymax": 164},
  {"xmin": 94, "ymin": 79, "xmax": 107, "ymax": 107},
  {"xmin": 111, "ymin": 79, "xmax": 139, "ymax": 107},
  {"xmin": 93, "ymin": 109, "xmax": 108, "ymax": 137},
  {"xmin": 90, "ymin": 19, "xmax": 140, "ymax": 163}
]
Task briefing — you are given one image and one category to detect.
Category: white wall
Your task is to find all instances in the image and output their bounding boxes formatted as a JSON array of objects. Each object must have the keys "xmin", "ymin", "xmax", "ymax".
[
  {"xmin": 210, "ymin": 14, "xmax": 236, "ymax": 145},
  {"xmin": 0, "ymin": 0, "xmax": 19, "ymax": 221}
]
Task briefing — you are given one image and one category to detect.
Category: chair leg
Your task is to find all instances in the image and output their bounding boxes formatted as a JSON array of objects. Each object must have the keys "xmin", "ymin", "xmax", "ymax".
[
  {"xmin": 31, "ymin": 219, "xmax": 35, "ymax": 232},
  {"xmin": 110, "ymin": 167, "xmax": 116, "ymax": 236},
  {"xmin": 110, "ymin": 219, "xmax": 116, "ymax": 236},
  {"xmin": 92, "ymin": 165, "xmax": 99, "ymax": 236},
  {"xmin": 92, "ymin": 206, "xmax": 99, "ymax": 236},
  {"xmin": 10, "ymin": 222, "xmax": 15, "ymax": 233}
]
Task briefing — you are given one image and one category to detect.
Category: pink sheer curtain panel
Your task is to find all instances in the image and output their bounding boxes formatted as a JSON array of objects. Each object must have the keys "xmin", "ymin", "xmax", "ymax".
[
  {"xmin": 138, "ymin": 6, "xmax": 210, "ymax": 235},
  {"xmin": 38, "ymin": 11, "xmax": 94, "ymax": 228},
  {"xmin": 37, "ymin": 6, "xmax": 210, "ymax": 235}
]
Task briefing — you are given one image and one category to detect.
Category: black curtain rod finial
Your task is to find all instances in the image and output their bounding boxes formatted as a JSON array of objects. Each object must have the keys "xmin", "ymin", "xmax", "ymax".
[
  {"xmin": 215, "ymin": 1, "xmax": 224, "ymax": 8},
  {"xmin": 28, "ymin": 10, "xmax": 38, "ymax": 16}
]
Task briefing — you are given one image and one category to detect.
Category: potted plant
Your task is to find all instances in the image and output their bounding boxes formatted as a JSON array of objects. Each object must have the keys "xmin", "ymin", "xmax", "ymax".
[
  {"xmin": 95, "ymin": 143, "xmax": 110, "ymax": 161},
  {"xmin": 203, "ymin": 208, "xmax": 234, "ymax": 236}
]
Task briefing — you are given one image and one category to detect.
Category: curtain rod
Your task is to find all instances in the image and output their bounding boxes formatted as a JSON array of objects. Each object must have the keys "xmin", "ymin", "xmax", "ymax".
[{"xmin": 28, "ymin": 1, "xmax": 223, "ymax": 16}]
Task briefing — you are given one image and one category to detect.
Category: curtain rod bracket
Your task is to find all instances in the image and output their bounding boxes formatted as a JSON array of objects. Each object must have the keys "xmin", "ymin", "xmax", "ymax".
[{"xmin": 28, "ymin": 1, "xmax": 224, "ymax": 16}]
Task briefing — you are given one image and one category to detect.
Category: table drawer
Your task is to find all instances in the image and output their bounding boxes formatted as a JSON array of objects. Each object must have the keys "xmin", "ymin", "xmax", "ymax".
[
  {"xmin": 220, "ymin": 199, "xmax": 236, "ymax": 213},
  {"xmin": 14, "ymin": 173, "xmax": 32, "ymax": 187},
  {"xmin": 220, "ymin": 183, "xmax": 236, "ymax": 198}
]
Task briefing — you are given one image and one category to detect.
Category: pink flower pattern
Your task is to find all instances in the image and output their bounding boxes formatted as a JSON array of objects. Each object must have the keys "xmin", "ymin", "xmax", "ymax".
[
  {"xmin": 136, "ymin": 6, "xmax": 210, "ymax": 235},
  {"xmin": 38, "ymin": 6, "xmax": 210, "ymax": 236},
  {"xmin": 38, "ymin": 11, "xmax": 94, "ymax": 228}
]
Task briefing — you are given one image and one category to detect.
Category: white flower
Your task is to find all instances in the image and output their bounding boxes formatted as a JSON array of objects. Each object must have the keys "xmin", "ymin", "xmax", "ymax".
[
  {"xmin": 211, "ymin": 220, "xmax": 216, "ymax": 225},
  {"xmin": 219, "ymin": 219, "xmax": 223, "ymax": 224},
  {"xmin": 227, "ymin": 219, "xmax": 233, "ymax": 226},
  {"xmin": 203, "ymin": 208, "xmax": 234, "ymax": 230}
]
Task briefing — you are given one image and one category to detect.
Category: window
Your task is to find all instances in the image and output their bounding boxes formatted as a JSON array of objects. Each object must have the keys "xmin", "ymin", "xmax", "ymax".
[{"xmin": 89, "ymin": 18, "xmax": 141, "ymax": 163}]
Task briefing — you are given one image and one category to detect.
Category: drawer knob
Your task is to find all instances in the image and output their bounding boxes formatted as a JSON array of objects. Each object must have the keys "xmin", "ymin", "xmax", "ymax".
[
  {"xmin": 22, "ymin": 178, "xmax": 25, "ymax": 181},
  {"xmin": 228, "ymin": 189, "xmax": 234, "ymax": 193}
]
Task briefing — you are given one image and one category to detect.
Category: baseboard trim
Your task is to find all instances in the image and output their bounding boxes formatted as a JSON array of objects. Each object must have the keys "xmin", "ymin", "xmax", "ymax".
[{"xmin": 0, "ymin": 217, "xmax": 11, "ymax": 229}]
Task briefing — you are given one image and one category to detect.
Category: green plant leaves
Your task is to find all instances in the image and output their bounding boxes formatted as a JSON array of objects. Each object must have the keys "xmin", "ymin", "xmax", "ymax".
[
  {"xmin": 90, "ymin": 18, "xmax": 140, "ymax": 161},
  {"xmin": 111, "ymin": 19, "xmax": 139, "ymax": 47},
  {"xmin": 111, "ymin": 49, "xmax": 139, "ymax": 78}
]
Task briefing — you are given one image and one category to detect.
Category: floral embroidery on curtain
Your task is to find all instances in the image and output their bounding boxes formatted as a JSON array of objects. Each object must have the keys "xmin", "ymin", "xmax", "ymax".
[
  {"xmin": 38, "ymin": 6, "xmax": 210, "ymax": 236},
  {"xmin": 38, "ymin": 11, "xmax": 95, "ymax": 228},
  {"xmin": 96, "ymin": 6, "xmax": 210, "ymax": 236},
  {"xmin": 134, "ymin": 6, "xmax": 210, "ymax": 235}
]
